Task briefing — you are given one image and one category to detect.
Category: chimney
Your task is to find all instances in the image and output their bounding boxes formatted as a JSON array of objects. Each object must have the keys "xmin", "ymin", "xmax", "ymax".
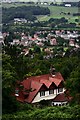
[{"xmin": 50, "ymin": 65, "xmax": 56, "ymax": 77}]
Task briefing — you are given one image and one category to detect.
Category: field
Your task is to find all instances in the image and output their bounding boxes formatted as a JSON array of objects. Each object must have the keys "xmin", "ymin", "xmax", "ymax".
[
  {"xmin": 2, "ymin": 2, "xmax": 79, "ymax": 23},
  {"xmin": 38, "ymin": 5, "xmax": 78, "ymax": 23}
]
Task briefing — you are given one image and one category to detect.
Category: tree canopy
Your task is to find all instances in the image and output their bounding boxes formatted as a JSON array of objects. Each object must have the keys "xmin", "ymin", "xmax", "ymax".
[{"xmin": 2, "ymin": 6, "xmax": 50, "ymax": 23}]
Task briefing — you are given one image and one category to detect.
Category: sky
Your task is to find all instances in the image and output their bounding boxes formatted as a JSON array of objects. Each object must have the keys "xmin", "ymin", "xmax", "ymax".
[
  {"xmin": 2, "ymin": 0, "xmax": 80, "ymax": 3},
  {"xmin": 18, "ymin": 0, "xmax": 80, "ymax": 2}
]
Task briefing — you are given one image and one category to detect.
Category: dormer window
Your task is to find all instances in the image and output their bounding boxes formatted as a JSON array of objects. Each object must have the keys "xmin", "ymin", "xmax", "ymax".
[
  {"xmin": 49, "ymin": 90, "xmax": 54, "ymax": 94},
  {"xmin": 15, "ymin": 89, "xmax": 19, "ymax": 96},
  {"xmin": 40, "ymin": 91, "xmax": 45, "ymax": 97},
  {"xmin": 58, "ymin": 88, "xmax": 63, "ymax": 93}
]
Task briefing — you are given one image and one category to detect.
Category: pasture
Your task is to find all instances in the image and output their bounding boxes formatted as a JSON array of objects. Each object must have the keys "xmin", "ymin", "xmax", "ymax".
[
  {"xmin": 37, "ymin": 5, "xmax": 78, "ymax": 23},
  {"xmin": 2, "ymin": 2, "xmax": 78, "ymax": 23}
]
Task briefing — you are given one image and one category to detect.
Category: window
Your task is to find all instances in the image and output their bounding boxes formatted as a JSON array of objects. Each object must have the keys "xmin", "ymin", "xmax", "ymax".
[
  {"xmin": 15, "ymin": 89, "xmax": 19, "ymax": 96},
  {"xmin": 62, "ymin": 103, "xmax": 65, "ymax": 106},
  {"xmin": 59, "ymin": 104, "xmax": 61, "ymax": 106},
  {"xmin": 58, "ymin": 88, "xmax": 63, "ymax": 93},
  {"xmin": 49, "ymin": 89, "xmax": 54, "ymax": 94},
  {"xmin": 15, "ymin": 89, "xmax": 19, "ymax": 94},
  {"xmin": 40, "ymin": 91, "xmax": 45, "ymax": 97}
]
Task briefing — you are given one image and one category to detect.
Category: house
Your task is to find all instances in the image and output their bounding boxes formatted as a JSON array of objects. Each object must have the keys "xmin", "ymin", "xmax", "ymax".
[
  {"xmin": 65, "ymin": 4, "xmax": 71, "ymax": 7},
  {"xmin": 43, "ymin": 2, "xmax": 48, "ymax": 5},
  {"xmin": 75, "ymin": 44, "xmax": 79, "ymax": 48},
  {"xmin": 36, "ymin": 42, "xmax": 44, "ymax": 47},
  {"xmin": 69, "ymin": 39, "xmax": 75, "ymax": 47},
  {"xmin": 13, "ymin": 39, "xmax": 20, "ymax": 45},
  {"xmin": 0, "ymin": 32, "xmax": 4, "ymax": 43},
  {"xmin": 50, "ymin": 38, "xmax": 57, "ymax": 46},
  {"xmin": 21, "ymin": 49, "xmax": 29, "ymax": 56},
  {"xmin": 14, "ymin": 18, "xmax": 27, "ymax": 24},
  {"xmin": 15, "ymin": 67, "xmax": 69, "ymax": 106}
]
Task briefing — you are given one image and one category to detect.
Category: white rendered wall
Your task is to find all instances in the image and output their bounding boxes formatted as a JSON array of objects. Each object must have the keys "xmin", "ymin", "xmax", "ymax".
[
  {"xmin": 32, "ymin": 88, "xmax": 65, "ymax": 103},
  {"xmin": 52, "ymin": 101, "xmax": 67, "ymax": 106},
  {"xmin": 32, "ymin": 89, "xmax": 58, "ymax": 103},
  {"xmin": 55, "ymin": 88, "xmax": 65, "ymax": 95}
]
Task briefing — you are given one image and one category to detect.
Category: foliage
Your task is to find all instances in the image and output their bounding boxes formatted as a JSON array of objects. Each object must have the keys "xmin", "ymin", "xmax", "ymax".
[
  {"xmin": 49, "ymin": 17, "xmax": 68, "ymax": 24},
  {"xmin": 65, "ymin": 65, "xmax": 80, "ymax": 104},
  {"xmin": 33, "ymin": 46, "xmax": 41, "ymax": 53},
  {"xmin": 2, "ymin": 54, "xmax": 19, "ymax": 114},
  {"xmin": 2, "ymin": 105, "xmax": 80, "ymax": 119}
]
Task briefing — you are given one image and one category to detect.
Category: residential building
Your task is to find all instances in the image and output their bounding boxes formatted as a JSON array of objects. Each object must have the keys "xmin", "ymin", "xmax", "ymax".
[
  {"xmin": 15, "ymin": 67, "xmax": 69, "ymax": 106},
  {"xmin": 69, "ymin": 39, "xmax": 75, "ymax": 46}
]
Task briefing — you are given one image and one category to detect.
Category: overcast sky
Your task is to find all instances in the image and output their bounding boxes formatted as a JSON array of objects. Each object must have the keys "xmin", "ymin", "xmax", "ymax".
[{"xmin": 19, "ymin": 0, "xmax": 80, "ymax": 2}]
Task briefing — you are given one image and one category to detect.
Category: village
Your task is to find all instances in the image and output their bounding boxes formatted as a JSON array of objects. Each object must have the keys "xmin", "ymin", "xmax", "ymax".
[
  {"xmin": 1, "ymin": 29, "xmax": 79, "ymax": 45},
  {"xmin": 1, "ymin": 29, "xmax": 80, "ymax": 58}
]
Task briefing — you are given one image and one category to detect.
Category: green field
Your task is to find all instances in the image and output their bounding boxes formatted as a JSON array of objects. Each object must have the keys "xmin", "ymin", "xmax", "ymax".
[
  {"xmin": 2, "ymin": 3, "xmax": 79, "ymax": 23},
  {"xmin": 2, "ymin": 2, "xmax": 34, "ymax": 8},
  {"xmin": 37, "ymin": 5, "xmax": 78, "ymax": 23}
]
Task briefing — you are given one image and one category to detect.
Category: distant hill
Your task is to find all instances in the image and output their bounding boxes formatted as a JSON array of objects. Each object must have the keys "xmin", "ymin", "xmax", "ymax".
[{"xmin": 2, "ymin": 0, "xmax": 80, "ymax": 3}]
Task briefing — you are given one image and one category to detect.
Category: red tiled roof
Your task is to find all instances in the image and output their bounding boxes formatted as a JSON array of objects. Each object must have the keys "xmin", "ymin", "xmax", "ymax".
[
  {"xmin": 25, "ymin": 81, "xmax": 42, "ymax": 103},
  {"xmin": 40, "ymin": 79, "xmax": 52, "ymax": 88},
  {"xmin": 49, "ymin": 72, "xmax": 64, "ymax": 86},
  {"xmin": 54, "ymin": 72, "xmax": 64, "ymax": 80},
  {"xmin": 52, "ymin": 93, "xmax": 69, "ymax": 102},
  {"xmin": 49, "ymin": 77, "xmax": 62, "ymax": 86},
  {"xmin": 21, "ymin": 78, "xmax": 31, "ymax": 90}
]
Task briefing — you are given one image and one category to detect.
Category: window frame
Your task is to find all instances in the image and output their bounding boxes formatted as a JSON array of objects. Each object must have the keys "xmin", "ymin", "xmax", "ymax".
[
  {"xmin": 49, "ymin": 89, "xmax": 54, "ymax": 95},
  {"xmin": 58, "ymin": 88, "xmax": 63, "ymax": 93},
  {"xmin": 15, "ymin": 89, "xmax": 19, "ymax": 94},
  {"xmin": 40, "ymin": 91, "xmax": 45, "ymax": 97}
]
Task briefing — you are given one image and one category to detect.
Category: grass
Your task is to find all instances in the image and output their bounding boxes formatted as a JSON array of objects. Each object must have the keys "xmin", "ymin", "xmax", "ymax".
[
  {"xmin": 2, "ymin": 2, "xmax": 35, "ymax": 8},
  {"xmin": 37, "ymin": 5, "xmax": 78, "ymax": 23}
]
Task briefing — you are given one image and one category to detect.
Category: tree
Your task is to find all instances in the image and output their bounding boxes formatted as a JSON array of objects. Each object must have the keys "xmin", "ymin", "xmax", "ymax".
[
  {"xmin": 57, "ymin": 37, "xmax": 65, "ymax": 46},
  {"xmin": 75, "ymin": 19, "xmax": 79, "ymax": 22},
  {"xmin": 65, "ymin": 65, "xmax": 80, "ymax": 104},
  {"xmin": 34, "ymin": 46, "xmax": 41, "ymax": 53},
  {"xmin": 2, "ymin": 54, "xmax": 19, "ymax": 114}
]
